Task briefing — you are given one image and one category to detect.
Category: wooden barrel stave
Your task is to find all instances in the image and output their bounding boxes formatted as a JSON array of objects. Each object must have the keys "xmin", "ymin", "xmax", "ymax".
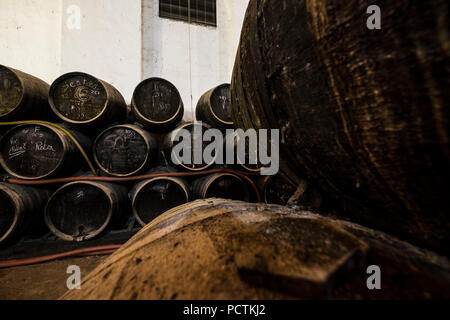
[
  {"xmin": 132, "ymin": 78, "xmax": 184, "ymax": 133},
  {"xmin": 196, "ymin": 84, "xmax": 234, "ymax": 130}
]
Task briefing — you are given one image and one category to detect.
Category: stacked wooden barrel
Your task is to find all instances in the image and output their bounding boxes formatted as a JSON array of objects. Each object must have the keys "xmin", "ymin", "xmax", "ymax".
[{"xmin": 0, "ymin": 68, "xmax": 260, "ymax": 246}]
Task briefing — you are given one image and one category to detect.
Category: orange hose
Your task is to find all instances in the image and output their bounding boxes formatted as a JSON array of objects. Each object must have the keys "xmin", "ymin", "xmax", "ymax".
[
  {"xmin": 6, "ymin": 168, "xmax": 263, "ymax": 202},
  {"xmin": 0, "ymin": 244, "xmax": 121, "ymax": 269}
]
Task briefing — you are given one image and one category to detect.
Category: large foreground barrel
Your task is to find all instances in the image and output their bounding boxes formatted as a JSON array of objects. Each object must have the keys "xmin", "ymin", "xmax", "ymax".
[
  {"xmin": 94, "ymin": 124, "xmax": 157, "ymax": 177},
  {"xmin": 48, "ymin": 72, "xmax": 127, "ymax": 128},
  {"xmin": 0, "ymin": 65, "xmax": 53, "ymax": 122},
  {"xmin": 0, "ymin": 183, "xmax": 50, "ymax": 246},
  {"xmin": 131, "ymin": 78, "xmax": 184, "ymax": 132},
  {"xmin": 192, "ymin": 173, "xmax": 250, "ymax": 201},
  {"xmin": 164, "ymin": 122, "xmax": 216, "ymax": 171},
  {"xmin": 130, "ymin": 177, "xmax": 190, "ymax": 227},
  {"xmin": 196, "ymin": 84, "xmax": 233, "ymax": 130},
  {"xmin": 60, "ymin": 200, "xmax": 450, "ymax": 300},
  {"xmin": 0, "ymin": 124, "xmax": 91, "ymax": 180},
  {"xmin": 231, "ymin": 0, "xmax": 450, "ymax": 255},
  {"xmin": 45, "ymin": 181, "xmax": 128, "ymax": 242}
]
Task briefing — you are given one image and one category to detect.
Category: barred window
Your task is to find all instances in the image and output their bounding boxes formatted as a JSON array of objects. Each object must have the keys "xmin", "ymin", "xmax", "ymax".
[{"xmin": 159, "ymin": 0, "xmax": 217, "ymax": 27}]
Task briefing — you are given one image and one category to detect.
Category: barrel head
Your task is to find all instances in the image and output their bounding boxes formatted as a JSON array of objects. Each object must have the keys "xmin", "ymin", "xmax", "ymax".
[
  {"xmin": 133, "ymin": 78, "xmax": 182, "ymax": 123},
  {"xmin": 169, "ymin": 122, "xmax": 215, "ymax": 171},
  {"xmin": 133, "ymin": 178, "xmax": 189, "ymax": 226},
  {"xmin": 50, "ymin": 73, "xmax": 107, "ymax": 123},
  {"xmin": 0, "ymin": 125, "xmax": 65, "ymax": 179},
  {"xmin": 0, "ymin": 66, "xmax": 23, "ymax": 117},
  {"xmin": 210, "ymin": 84, "xmax": 232, "ymax": 124},
  {"xmin": 46, "ymin": 183, "xmax": 112, "ymax": 241},
  {"xmin": 264, "ymin": 175, "xmax": 297, "ymax": 205},
  {"xmin": 94, "ymin": 126, "xmax": 149, "ymax": 176}
]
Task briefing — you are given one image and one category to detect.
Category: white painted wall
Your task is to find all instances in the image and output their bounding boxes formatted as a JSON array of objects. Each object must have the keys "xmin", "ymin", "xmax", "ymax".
[
  {"xmin": 0, "ymin": 0, "xmax": 62, "ymax": 84},
  {"xmin": 0, "ymin": 0, "xmax": 249, "ymax": 116}
]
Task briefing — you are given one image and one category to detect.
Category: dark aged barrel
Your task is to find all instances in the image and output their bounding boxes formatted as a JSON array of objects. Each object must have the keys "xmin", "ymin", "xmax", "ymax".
[
  {"xmin": 0, "ymin": 65, "xmax": 54, "ymax": 122},
  {"xmin": 164, "ymin": 122, "xmax": 216, "ymax": 171},
  {"xmin": 45, "ymin": 181, "xmax": 128, "ymax": 242},
  {"xmin": 94, "ymin": 124, "xmax": 157, "ymax": 177},
  {"xmin": 192, "ymin": 173, "xmax": 250, "ymax": 201},
  {"xmin": 131, "ymin": 78, "xmax": 184, "ymax": 133},
  {"xmin": 0, "ymin": 123, "xmax": 92, "ymax": 180},
  {"xmin": 0, "ymin": 183, "xmax": 50, "ymax": 246},
  {"xmin": 130, "ymin": 177, "xmax": 190, "ymax": 227},
  {"xmin": 48, "ymin": 72, "xmax": 127, "ymax": 127},
  {"xmin": 60, "ymin": 200, "xmax": 450, "ymax": 300},
  {"xmin": 196, "ymin": 84, "xmax": 233, "ymax": 130},
  {"xmin": 231, "ymin": 0, "xmax": 450, "ymax": 255}
]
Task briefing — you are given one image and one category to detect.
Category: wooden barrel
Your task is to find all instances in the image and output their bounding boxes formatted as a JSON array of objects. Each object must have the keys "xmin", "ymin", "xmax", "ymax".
[
  {"xmin": 59, "ymin": 199, "xmax": 377, "ymax": 299},
  {"xmin": 131, "ymin": 78, "xmax": 184, "ymax": 133},
  {"xmin": 231, "ymin": 0, "xmax": 450, "ymax": 255},
  {"xmin": 0, "ymin": 65, "xmax": 54, "ymax": 122},
  {"xmin": 93, "ymin": 124, "xmax": 157, "ymax": 177},
  {"xmin": 48, "ymin": 72, "xmax": 127, "ymax": 128},
  {"xmin": 0, "ymin": 123, "xmax": 92, "ymax": 180},
  {"xmin": 45, "ymin": 181, "xmax": 128, "ymax": 242},
  {"xmin": 192, "ymin": 173, "xmax": 250, "ymax": 201},
  {"xmin": 256, "ymin": 175, "xmax": 297, "ymax": 205},
  {"xmin": 164, "ymin": 122, "xmax": 216, "ymax": 171},
  {"xmin": 196, "ymin": 84, "xmax": 234, "ymax": 130},
  {"xmin": 0, "ymin": 183, "xmax": 50, "ymax": 246},
  {"xmin": 130, "ymin": 177, "xmax": 190, "ymax": 227}
]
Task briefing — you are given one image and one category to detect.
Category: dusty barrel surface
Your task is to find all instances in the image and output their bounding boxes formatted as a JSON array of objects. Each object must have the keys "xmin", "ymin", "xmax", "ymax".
[
  {"xmin": 0, "ymin": 65, "xmax": 54, "ymax": 122},
  {"xmin": 130, "ymin": 177, "xmax": 190, "ymax": 227},
  {"xmin": 164, "ymin": 122, "xmax": 216, "ymax": 171},
  {"xmin": 196, "ymin": 84, "xmax": 233, "ymax": 130},
  {"xmin": 94, "ymin": 124, "xmax": 157, "ymax": 177},
  {"xmin": 192, "ymin": 173, "xmax": 250, "ymax": 201},
  {"xmin": 60, "ymin": 199, "xmax": 373, "ymax": 299},
  {"xmin": 45, "ymin": 181, "xmax": 128, "ymax": 242},
  {"xmin": 0, "ymin": 124, "xmax": 91, "ymax": 180},
  {"xmin": 231, "ymin": 0, "xmax": 450, "ymax": 254},
  {"xmin": 49, "ymin": 72, "xmax": 127, "ymax": 127},
  {"xmin": 0, "ymin": 183, "xmax": 50, "ymax": 246},
  {"xmin": 131, "ymin": 78, "xmax": 184, "ymax": 133}
]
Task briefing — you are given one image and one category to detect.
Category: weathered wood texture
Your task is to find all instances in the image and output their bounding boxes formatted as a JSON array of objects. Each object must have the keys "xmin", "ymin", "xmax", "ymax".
[
  {"xmin": 196, "ymin": 84, "xmax": 234, "ymax": 130},
  {"xmin": 192, "ymin": 173, "xmax": 251, "ymax": 201},
  {"xmin": 132, "ymin": 78, "xmax": 184, "ymax": 133},
  {"xmin": 0, "ymin": 183, "xmax": 50, "ymax": 246},
  {"xmin": 130, "ymin": 177, "xmax": 190, "ymax": 226},
  {"xmin": 0, "ymin": 65, "xmax": 54, "ymax": 122},
  {"xmin": 0, "ymin": 124, "xmax": 91, "ymax": 180},
  {"xmin": 164, "ymin": 122, "xmax": 216, "ymax": 171},
  {"xmin": 60, "ymin": 200, "xmax": 450, "ymax": 300},
  {"xmin": 45, "ymin": 181, "xmax": 128, "ymax": 242},
  {"xmin": 49, "ymin": 72, "xmax": 127, "ymax": 128},
  {"xmin": 94, "ymin": 124, "xmax": 157, "ymax": 177},
  {"xmin": 231, "ymin": 0, "xmax": 450, "ymax": 255}
]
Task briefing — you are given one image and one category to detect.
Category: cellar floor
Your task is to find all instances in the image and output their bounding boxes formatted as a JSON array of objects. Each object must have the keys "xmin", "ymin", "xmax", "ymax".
[{"xmin": 0, "ymin": 256, "xmax": 105, "ymax": 300}]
